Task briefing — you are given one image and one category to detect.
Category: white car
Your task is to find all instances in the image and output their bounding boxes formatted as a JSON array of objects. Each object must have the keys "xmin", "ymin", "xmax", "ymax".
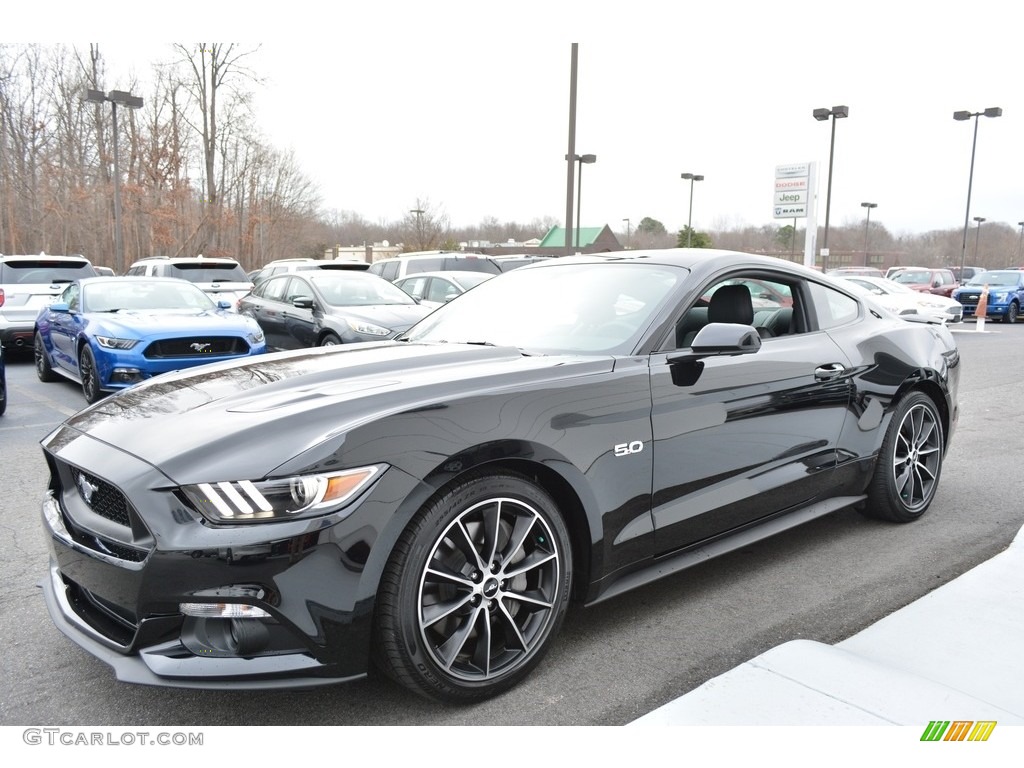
[
  {"xmin": 839, "ymin": 275, "xmax": 963, "ymax": 323},
  {"xmin": 393, "ymin": 270, "xmax": 496, "ymax": 308}
]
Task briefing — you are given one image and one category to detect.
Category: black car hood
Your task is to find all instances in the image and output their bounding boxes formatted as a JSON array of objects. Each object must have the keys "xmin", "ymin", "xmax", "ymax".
[{"xmin": 53, "ymin": 342, "xmax": 615, "ymax": 482}]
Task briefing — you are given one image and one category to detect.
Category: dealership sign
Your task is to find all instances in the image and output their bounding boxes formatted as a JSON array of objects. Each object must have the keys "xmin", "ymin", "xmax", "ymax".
[{"xmin": 774, "ymin": 164, "xmax": 811, "ymax": 219}]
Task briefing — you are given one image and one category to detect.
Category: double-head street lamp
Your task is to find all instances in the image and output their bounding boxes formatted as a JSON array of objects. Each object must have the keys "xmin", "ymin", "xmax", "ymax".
[
  {"xmin": 622, "ymin": 217, "xmax": 631, "ymax": 247},
  {"xmin": 861, "ymin": 202, "xmax": 877, "ymax": 266},
  {"xmin": 680, "ymin": 172, "xmax": 704, "ymax": 247},
  {"xmin": 84, "ymin": 88, "xmax": 144, "ymax": 274},
  {"xmin": 813, "ymin": 105, "xmax": 849, "ymax": 272},
  {"xmin": 954, "ymin": 107, "xmax": 1002, "ymax": 279},
  {"xmin": 973, "ymin": 216, "xmax": 986, "ymax": 263},
  {"xmin": 566, "ymin": 153, "xmax": 596, "ymax": 248}
]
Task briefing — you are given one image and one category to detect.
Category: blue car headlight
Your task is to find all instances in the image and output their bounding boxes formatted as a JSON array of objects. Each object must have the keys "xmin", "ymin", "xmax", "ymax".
[
  {"xmin": 95, "ymin": 336, "xmax": 140, "ymax": 350},
  {"xmin": 179, "ymin": 465, "xmax": 386, "ymax": 523},
  {"xmin": 248, "ymin": 328, "xmax": 265, "ymax": 344}
]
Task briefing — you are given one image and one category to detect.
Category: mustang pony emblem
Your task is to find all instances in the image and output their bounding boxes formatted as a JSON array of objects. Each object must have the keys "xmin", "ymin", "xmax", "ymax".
[
  {"xmin": 76, "ymin": 473, "xmax": 99, "ymax": 505},
  {"xmin": 190, "ymin": 342, "xmax": 213, "ymax": 353}
]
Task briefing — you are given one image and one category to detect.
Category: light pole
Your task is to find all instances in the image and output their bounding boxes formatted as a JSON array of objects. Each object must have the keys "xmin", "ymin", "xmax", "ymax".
[
  {"xmin": 84, "ymin": 88, "xmax": 144, "ymax": 274},
  {"xmin": 973, "ymin": 216, "xmax": 986, "ymax": 263},
  {"xmin": 680, "ymin": 172, "xmax": 704, "ymax": 247},
  {"xmin": 860, "ymin": 202, "xmax": 877, "ymax": 267},
  {"xmin": 954, "ymin": 107, "xmax": 1002, "ymax": 279},
  {"xmin": 812, "ymin": 105, "xmax": 849, "ymax": 272},
  {"xmin": 622, "ymin": 217, "xmax": 631, "ymax": 248},
  {"xmin": 1018, "ymin": 221, "xmax": 1024, "ymax": 264},
  {"xmin": 566, "ymin": 154, "xmax": 596, "ymax": 249},
  {"xmin": 409, "ymin": 208, "xmax": 424, "ymax": 251}
]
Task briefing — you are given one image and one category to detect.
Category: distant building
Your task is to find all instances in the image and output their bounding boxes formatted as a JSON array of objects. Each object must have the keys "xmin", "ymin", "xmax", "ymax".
[{"xmin": 326, "ymin": 243, "xmax": 403, "ymax": 263}]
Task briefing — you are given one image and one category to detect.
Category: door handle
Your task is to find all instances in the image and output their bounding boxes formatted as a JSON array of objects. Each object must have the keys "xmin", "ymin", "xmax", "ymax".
[{"xmin": 814, "ymin": 363, "xmax": 846, "ymax": 380}]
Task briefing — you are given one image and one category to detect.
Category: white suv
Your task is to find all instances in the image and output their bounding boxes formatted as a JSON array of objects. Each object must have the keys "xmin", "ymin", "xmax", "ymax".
[
  {"xmin": 368, "ymin": 251, "xmax": 501, "ymax": 282},
  {"xmin": 1, "ymin": 253, "xmax": 99, "ymax": 351},
  {"xmin": 250, "ymin": 257, "xmax": 370, "ymax": 286},
  {"xmin": 126, "ymin": 256, "xmax": 253, "ymax": 305}
]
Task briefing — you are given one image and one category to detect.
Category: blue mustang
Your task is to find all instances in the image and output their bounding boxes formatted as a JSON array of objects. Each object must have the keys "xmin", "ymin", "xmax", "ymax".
[{"xmin": 35, "ymin": 277, "xmax": 267, "ymax": 403}]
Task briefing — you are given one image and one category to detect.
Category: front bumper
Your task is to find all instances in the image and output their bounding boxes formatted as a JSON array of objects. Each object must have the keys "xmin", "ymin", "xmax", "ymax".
[{"xmin": 39, "ymin": 431, "xmax": 419, "ymax": 689}]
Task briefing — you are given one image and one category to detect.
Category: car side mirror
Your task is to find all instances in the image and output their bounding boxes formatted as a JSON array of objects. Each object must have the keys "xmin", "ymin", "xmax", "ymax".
[
  {"xmin": 292, "ymin": 296, "xmax": 314, "ymax": 309},
  {"xmin": 49, "ymin": 302, "xmax": 70, "ymax": 313}
]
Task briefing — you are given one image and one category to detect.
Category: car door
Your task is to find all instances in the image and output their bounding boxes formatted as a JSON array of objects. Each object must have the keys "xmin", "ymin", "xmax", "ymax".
[
  {"xmin": 649, "ymin": 274, "xmax": 854, "ymax": 554},
  {"xmin": 279, "ymin": 276, "xmax": 317, "ymax": 348},
  {"xmin": 242, "ymin": 276, "xmax": 290, "ymax": 350},
  {"xmin": 45, "ymin": 282, "xmax": 83, "ymax": 373}
]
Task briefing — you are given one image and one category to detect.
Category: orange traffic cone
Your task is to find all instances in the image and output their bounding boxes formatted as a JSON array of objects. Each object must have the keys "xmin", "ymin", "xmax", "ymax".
[{"xmin": 975, "ymin": 285, "xmax": 989, "ymax": 332}]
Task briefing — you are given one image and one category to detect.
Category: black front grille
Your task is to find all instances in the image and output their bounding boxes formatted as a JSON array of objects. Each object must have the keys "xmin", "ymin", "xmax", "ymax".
[
  {"xmin": 143, "ymin": 336, "xmax": 248, "ymax": 359},
  {"xmin": 71, "ymin": 468, "xmax": 131, "ymax": 526}
]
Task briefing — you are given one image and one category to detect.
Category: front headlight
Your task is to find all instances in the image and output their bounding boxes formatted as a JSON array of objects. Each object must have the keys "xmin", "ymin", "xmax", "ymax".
[
  {"xmin": 350, "ymin": 320, "xmax": 391, "ymax": 336},
  {"xmin": 95, "ymin": 335, "xmax": 140, "ymax": 350},
  {"xmin": 991, "ymin": 292, "xmax": 1009, "ymax": 302},
  {"xmin": 248, "ymin": 327, "xmax": 265, "ymax": 344},
  {"xmin": 180, "ymin": 465, "xmax": 386, "ymax": 523}
]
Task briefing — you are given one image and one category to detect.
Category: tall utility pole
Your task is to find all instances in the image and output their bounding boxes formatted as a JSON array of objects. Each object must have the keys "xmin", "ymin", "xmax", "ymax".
[
  {"xmin": 564, "ymin": 44, "xmax": 579, "ymax": 256},
  {"xmin": 85, "ymin": 88, "xmax": 144, "ymax": 273}
]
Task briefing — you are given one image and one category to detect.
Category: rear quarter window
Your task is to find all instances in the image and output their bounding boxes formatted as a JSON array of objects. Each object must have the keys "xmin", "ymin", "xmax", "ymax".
[{"xmin": 808, "ymin": 281, "xmax": 860, "ymax": 330}]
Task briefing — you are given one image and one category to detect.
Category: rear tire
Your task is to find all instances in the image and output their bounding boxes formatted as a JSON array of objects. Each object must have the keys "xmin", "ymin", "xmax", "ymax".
[
  {"xmin": 862, "ymin": 392, "xmax": 944, "ymax": 523},
  {"xmin": 35, "ymin": 332, "xmax": 57, "ymax": 382},
  {"xmin": 373, "ymin": 471, "xmax": 572, "ymax": 703}
]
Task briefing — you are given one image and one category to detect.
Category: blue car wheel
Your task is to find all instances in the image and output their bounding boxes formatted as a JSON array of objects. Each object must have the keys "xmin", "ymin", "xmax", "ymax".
[{"xmin": 80, "ymin": 345, "xmax": 103, "ymax": 404}]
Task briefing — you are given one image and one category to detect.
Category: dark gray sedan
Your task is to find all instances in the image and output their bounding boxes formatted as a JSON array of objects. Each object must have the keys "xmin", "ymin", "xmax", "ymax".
[{"xmin": 238, "ymin": 271, "xmax": 434, "ymax": 348}]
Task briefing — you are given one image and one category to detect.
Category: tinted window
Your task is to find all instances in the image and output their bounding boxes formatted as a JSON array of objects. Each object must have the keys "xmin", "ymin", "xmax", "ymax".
[
  {"xmin": 405, "ymin": 258, "xmax": 444, "ymax": 275},
  {"xmin": 259, "ymin": 276, "xmax": 290, "ymax": 301},
  {"xmin": 0, "ymin": 259, "xmax": 97, "ymax": 283},
  {"xmin": 809, "ymin": 282, "xmax": 859, "ymax": 329},
  {"xmin": 166, "ymin": 263, "xmax": 249, "ymax": 282}
]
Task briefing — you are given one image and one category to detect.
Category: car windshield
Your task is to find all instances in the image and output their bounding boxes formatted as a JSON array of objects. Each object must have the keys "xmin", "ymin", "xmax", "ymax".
[
  {"xmin": 403, "ymin": 262, "xmax": 683, "ymax": 354},
  {"xmin": 893, "ymin": 270, "xmax": 933, "ymax": 284},
  {"xmin": 967, "ymin": 270, "xmax": 1020, "ymax": 286},
  {"xmin": 311, "ymin": 273, "xmax": 418, "ymax": 306},
  {"xmin": 83, "ymin": 280, "xmax": 216, "ymax": 312}
]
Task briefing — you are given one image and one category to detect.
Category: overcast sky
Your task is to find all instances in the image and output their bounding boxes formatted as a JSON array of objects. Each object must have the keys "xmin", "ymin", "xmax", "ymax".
[{"xmin": 15, "ymin": 0, "xmax": 1024, "ymax": 239}]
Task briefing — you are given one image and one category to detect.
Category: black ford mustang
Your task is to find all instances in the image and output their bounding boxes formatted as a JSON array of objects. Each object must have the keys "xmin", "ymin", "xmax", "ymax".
[{"xmin": 40, "ymin": 250, "xmax": 960, "ymax": 703}]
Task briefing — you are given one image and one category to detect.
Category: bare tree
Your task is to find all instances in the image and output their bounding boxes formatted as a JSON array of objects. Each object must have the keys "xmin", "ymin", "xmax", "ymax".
[
  {"xmin": 404, "ymin": 198, "xmax": 449, "ymax": 252},
  {"xmin": 172, "ymin": 43, "xmax": 261, "ymax": 252}
]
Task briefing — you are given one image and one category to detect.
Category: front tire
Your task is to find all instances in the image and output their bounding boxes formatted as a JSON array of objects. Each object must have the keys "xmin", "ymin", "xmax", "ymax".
[
  {"xmin": 863, "ymin": 392, "xmax": 944, "ymax": 523},
  {"xmin": 1003, "ymin": 301, "xmax": 1018, "ymax": 324},
  {"xmin": 79, "ymin": 345, "xmax": 103, "ymax": 404},
  {"xmin": 374, "ymin": 471, "xmax": 572, "ymax": 703},
  {"xmin": 319, "ymin": 332, "xmax": 342, "ymax": 346}
]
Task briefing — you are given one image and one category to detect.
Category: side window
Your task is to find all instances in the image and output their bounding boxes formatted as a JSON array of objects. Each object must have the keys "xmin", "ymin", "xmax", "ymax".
[
  {"xmin": 261, "ymin": 276, "xmax": 289, "ymax": 302},
  {"xmin": 62, "ymin": 283, "xmax": 80, "ymax": 311},
  {"xmin": 379, "ymin": 261, "xmax": 399, "ymax": 281},
  {"xmin": 426, "ymin": 278, "xmax": 456, "ymax": 303},
  {"xmin": 808, "ymin": 281, "xmax": 859, "ymax": 330},
  {"xmin": 406, "ymin": 258, "xmax": 442, "ymax": 275},
  {"xmin": 285, "ymin": 277, "xmax": 313, "ymax": 304},
  {"xmin": 399, "ymin": 276, "xmax": 427, "ymax": 300},
  {"xmin": 670, "ymin": 274, "xmax": 799, "ymax": 350}
]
